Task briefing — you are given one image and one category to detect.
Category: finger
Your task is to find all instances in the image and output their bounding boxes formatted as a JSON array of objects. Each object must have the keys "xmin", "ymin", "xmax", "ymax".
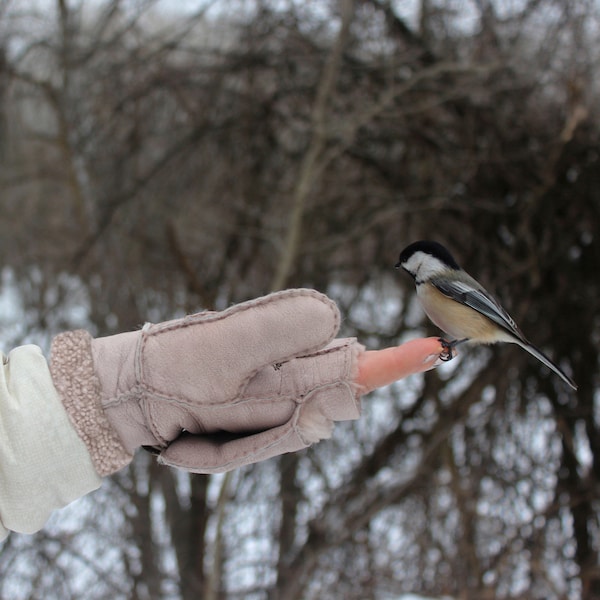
[
  {"xmin": 356, "ymin": 337, "xmax": 446, "ymax": 393},
  {"xmin": 157, "ymin": 423, "xmax": 309, "ymax": 474}
]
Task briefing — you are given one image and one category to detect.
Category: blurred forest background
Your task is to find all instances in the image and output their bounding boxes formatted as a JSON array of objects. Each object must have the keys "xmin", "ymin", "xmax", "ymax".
[{"xmin": 0, "ymin": 0, "xmax": 598, "ymax": 598}]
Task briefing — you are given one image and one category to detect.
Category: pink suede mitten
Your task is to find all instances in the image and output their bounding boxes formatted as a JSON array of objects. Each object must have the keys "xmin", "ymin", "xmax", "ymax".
[{"xmin": 50, "ymin": 289, "xmax": 363, "ymax": 476}]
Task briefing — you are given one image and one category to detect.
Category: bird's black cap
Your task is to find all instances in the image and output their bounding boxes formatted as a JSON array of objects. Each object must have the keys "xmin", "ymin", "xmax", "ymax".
[{"xmin": 395, "ymin": 240, "xmax": 461, "ymax": 270}]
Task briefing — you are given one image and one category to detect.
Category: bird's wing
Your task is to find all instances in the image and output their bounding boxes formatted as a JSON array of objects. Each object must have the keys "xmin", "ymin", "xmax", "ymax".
[
  {"xmin": 431, "ymin": 277, "xmax": 524, "ymax": 339},
  {"xmin": 430, "ymin": 276, "xmax": 577, "ymax": 390}
]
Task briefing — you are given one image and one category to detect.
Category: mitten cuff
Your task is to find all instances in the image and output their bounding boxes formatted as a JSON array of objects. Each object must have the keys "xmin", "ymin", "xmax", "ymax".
[
  {"xmin": 295, "ymin": 338, "xmax": 363, "ymax": 444},
  {"xmin": 50, "ymin": 330, "xmax": 132, "ymax": 476}
]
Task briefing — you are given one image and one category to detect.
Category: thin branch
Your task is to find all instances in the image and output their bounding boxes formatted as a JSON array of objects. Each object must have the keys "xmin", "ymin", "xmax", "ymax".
[{"xmin": 270, "ymin": 0, "xmax": 356, "ymax": 291}]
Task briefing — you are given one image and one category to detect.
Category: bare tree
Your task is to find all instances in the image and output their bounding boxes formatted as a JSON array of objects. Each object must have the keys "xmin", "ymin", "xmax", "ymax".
[{"xmin": 0, "ymin": 0, "xmax": 598, "ymax": 598}]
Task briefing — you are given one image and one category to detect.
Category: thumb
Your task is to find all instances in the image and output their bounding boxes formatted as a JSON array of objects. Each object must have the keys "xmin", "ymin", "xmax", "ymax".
[
  {"xmin": 217, "ymin": 289, "xmax": 341, "ymax": 367},
  {"xmin": 142, "ymin": 289, "xmax": 341, "ymax": 395}
]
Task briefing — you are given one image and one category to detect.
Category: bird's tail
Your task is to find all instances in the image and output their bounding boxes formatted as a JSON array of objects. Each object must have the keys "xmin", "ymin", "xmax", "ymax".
[{"xmin": 513, "ymin": 339, "xmax": 577, "ymax": 391}]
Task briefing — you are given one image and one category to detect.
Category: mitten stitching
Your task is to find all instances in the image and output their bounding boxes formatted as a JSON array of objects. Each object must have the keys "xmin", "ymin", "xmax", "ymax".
[{"xmin": 136, "ymin": 289, "xmax": 340, "ymax": 405}]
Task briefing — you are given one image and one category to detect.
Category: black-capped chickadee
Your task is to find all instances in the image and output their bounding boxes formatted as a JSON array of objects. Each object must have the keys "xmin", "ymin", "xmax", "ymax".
[{"xmin": 395, "ymin": 240, "xmax": 577, "ymax": 390}]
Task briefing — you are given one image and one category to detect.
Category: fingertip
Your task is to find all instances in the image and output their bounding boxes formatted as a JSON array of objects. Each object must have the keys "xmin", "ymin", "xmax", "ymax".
[
  {"xmin": 419, "ymin": 337, "xmax": 447, "ymax": 369},
  {"xmin": 420, "ymin": 336, "xmax": 446, "ymax": 356},
  {"xmin": 356, "ymin": 337, "xmax": 450, "ymax": 392},
  {"xmin": 401, "ymin": 337, "xmax": 447, "ymax": 367}
]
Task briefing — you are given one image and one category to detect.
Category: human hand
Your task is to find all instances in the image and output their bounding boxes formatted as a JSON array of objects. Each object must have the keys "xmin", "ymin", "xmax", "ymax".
[{"xmin": 50, "ymin": 290, "xmax": 444, "ymax": 476}]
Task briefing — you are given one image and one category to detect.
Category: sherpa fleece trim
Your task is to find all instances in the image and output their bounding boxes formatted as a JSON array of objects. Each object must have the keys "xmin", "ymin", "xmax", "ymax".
[{"xmin": 50, "ymin": 330, "xmax": 132, "ymax": 476}]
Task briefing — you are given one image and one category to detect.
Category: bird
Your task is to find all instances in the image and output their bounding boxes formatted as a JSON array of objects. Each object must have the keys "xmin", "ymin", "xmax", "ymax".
[{"xmin": 395, "ymin": 240, "xmax": 577, "ymax": 390}]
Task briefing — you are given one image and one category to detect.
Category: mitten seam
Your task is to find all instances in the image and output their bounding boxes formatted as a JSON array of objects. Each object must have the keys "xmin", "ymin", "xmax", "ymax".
[{"xmin": 137, "ymin": 289, "xmax": 341, "ymax": 405}]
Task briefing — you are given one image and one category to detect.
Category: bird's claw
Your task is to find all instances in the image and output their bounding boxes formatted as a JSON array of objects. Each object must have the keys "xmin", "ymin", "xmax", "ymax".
[{"xmin": 438, "ymin": 338, "xmax": 456, "ymax": 362}]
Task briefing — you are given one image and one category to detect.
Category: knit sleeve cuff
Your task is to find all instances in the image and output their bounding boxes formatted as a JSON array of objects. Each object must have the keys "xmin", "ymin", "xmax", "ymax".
[{"xmin": 50, "ymin": 330, "xmax": 132, "ymax": 476}]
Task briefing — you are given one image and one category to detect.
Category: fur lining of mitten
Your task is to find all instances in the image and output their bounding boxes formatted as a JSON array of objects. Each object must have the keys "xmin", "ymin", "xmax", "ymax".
[{"xmin": 50, "ymin": 330, "xmax": 132, "ymax": 476}]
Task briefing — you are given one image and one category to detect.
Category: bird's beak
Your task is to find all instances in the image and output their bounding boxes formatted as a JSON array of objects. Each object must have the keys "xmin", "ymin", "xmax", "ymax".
[{"xmin": 394, "ymin": 262, "xmax": 401, "ymax": 269}]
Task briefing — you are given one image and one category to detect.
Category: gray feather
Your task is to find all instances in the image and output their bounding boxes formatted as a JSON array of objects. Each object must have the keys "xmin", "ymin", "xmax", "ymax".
[{"xmin": 431, "ymin": 277, "xmax": 523, "ymax": 340}]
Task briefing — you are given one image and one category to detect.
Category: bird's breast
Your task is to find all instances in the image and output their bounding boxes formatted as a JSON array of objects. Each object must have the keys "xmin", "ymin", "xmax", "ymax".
[{"xmin": 416, "ymin": 283, "xmax": 504, "ymax": 343}]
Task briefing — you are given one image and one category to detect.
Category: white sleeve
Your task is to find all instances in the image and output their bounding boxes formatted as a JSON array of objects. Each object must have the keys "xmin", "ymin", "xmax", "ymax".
[{"xmin": 0, "ymin": 345, "xmax": 102, "ymax": 539}]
